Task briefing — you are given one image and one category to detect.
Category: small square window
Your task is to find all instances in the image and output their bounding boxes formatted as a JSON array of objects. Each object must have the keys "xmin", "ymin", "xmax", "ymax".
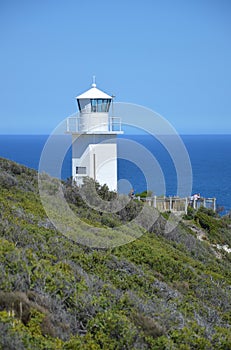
[{"xmin": 76, "ymin": 167, "xmax": 87, "ymax": 175}]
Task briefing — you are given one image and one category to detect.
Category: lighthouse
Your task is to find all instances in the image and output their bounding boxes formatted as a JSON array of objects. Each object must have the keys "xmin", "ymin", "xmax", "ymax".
[{"xmin": 66, "ymin": 80, "xmax": 123, "ymax": 191}]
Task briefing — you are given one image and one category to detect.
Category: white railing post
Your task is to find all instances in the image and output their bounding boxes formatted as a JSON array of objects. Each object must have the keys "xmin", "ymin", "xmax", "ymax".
[
  {"xmin": 185, "ymin": 197, "xmax": 188, "ymax": 213},
  {"xmin": 193, "ymin": 199, "xmax": 196, "ymax": 209},
  {"xmin": 213, "ymin": 198, "xmax": 216, "ymax": 212},
  {"xmin": 163, "ymin": 196, "xmax": 166, "ymax": 211},
  {"xmin": 153, "ymin": 196, "xmax": 157, "ymax": 208},
  {"xmin": 169, "ymin": 197, "xmax": 172, "ymax": 211}
]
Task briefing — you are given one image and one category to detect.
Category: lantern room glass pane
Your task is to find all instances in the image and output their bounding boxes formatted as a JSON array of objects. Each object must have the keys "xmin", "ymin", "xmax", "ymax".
[
  {"xmin": 91, "ymin": 99, "xmax": 97, "ymax": 112},
  {"xmin": 78, "ymin": 99, "xmax": 91, "ymax": 112},
  {"xmin": 106, "ymin": 99, "xmax": 111, "ymax": 112},
  {"xmin": 97, "ymin": 99, "xmax": 103, "ymax": 112},
  {"xmin": 90, "ymin": 99, "xmax": 111, "ymax": 112}
]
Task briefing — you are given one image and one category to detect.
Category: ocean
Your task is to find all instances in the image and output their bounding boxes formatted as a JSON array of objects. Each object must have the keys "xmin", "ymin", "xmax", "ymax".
[{"xmin": 0, "ymin": 134, "xmax": 230, "ymax": 214}]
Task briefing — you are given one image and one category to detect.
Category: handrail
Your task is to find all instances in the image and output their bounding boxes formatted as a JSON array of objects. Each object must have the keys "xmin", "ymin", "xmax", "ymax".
[
  {"xmin": 66, "ymin": 116, "xmax": 122, "ymax": 133},
  {"xmin": 142, "ymin": 196, "xmax": 216, "ymax": 213}
]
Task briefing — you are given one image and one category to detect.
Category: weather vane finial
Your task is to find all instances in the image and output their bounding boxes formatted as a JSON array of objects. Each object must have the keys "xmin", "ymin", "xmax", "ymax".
[{"xmin": 92, "ymin": 75, "xmax": 96, "ymax": 88}]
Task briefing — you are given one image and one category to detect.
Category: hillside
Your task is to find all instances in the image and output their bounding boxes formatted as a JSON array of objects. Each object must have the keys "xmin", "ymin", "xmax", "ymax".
[{"xmin": 0, "ymin": 157, "xmax": 231, "ymax": 349}]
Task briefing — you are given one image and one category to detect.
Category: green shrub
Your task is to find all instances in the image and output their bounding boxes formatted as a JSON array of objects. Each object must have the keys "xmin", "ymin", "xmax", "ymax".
[
  {"xmin": 132, "ymin": 312, "xmax": 165, "ymax": 338},
  {"xmin": 88, "ymin": 310, "xmax": 138, "ymax": 349},
  {"xmin": 183, "ymin": 205, "xmax": 196, "ymax": 220}
]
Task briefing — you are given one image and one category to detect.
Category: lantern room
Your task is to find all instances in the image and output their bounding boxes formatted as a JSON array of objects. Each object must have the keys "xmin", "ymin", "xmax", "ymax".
[{"xmin": 75, "ymin": 82, "xmax": 113, "ymax": 133}]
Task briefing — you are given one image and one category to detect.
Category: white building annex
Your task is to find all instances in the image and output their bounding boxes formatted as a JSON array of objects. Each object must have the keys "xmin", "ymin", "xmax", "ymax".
[{"xmin": 66, "ymin": 80, "xmax": 123, "ymax": 191}]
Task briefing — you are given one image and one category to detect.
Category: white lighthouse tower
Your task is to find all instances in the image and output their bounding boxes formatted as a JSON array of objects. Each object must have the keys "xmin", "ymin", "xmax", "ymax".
[{"xmin": 66, "ymin": 80, "xmax": 123, "ymax": 191}]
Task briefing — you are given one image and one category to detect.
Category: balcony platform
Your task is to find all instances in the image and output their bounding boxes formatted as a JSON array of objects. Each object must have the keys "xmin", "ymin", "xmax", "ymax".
[{"xmin": 66, "ymin": 116, "xmax": 123, "ymax": 134}]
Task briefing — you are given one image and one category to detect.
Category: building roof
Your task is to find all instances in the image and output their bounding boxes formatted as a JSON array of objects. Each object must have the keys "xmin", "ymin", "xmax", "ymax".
[{"xmin": 76, "ymin": 83, "xmax": 113, "ymax": 100}]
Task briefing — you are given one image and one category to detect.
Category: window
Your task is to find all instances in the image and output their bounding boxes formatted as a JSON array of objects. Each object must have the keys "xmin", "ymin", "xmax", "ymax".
[
  {"xmin": 90, "ymin": 99, "xmax": 111, "ymax": 112},
  {"xmin": 76, "ymin": 167, "xmax": 87, "ymax": 175},
  {"xmin": 106, "ymin": 99, "xmax": 111, "ymax": 112},
  {"xmin": 97, "ymin": 99, "xmax": 103, "ymax": 112},
  {"xmin": 103, "ymin": 99, "xmax": 111, "ymax": 112},
  {"xmin": 91, "ymin": 99, "xmax": 97, "ymax": 112}
]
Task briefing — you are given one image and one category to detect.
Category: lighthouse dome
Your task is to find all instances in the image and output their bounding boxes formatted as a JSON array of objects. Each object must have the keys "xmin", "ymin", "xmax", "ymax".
[{"xmin": 76, "ymin": 84, "xmax": 112, "ymax": 100}]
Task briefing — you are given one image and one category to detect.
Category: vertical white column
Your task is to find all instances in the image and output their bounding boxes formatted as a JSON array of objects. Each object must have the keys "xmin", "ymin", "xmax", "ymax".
[
  {"xmin": 93, "ymin": 153, "xmax": 96, "ymax": 181},
  {"xmin": 153, "ymin": 196, "xmax": 157, "ymax": 208},
  {"xmin": 169, "ymin": 197, "xmax": 172, "ymax": 211},
  {"xmin": 185, "ymin": 197, "xmax": 188, "ymax": 213},
  {"xmin": 203, "ymin": 198, "xmax": 206, "ymax": 207},
  {"xmin": 213, "ymin": 198, "xmax": 216, "ymax": 212}
]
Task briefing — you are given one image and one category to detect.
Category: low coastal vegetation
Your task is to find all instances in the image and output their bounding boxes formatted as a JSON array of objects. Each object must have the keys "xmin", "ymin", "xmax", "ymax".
[{"xmin": 0, "ymin": 157, "xmax": 231, "ymax": 349}]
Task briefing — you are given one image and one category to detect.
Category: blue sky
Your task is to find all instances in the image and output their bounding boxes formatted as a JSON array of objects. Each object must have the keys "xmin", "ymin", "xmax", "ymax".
[{"xmin": 0, "ymin": 0, "xmax": 230, "ymax": 134}]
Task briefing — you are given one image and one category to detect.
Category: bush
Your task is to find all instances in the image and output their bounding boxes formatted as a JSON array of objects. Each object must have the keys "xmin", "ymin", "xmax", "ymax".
[
  {"xmin": 88, "ymin": 310, "xmax": 138, "ymax": 349},
  {"xmin": 197, "ymin": 206, "xmax": 217, "ymax": 218},
  {"xmin": 0, "ymin": 172, "xmax": 18, "ymax": 189},
  {"xmin": 135, "ymin": 190, "xmax": 153, "ymax": 198},
  {"xmin": 183, "ymin": 206, "xmax": 196, "ymax": 220},
  {"xmin": 0, "ymin": 321, "xmax": 25, "ymax": 350},
  {"xmin": 132, "ymin": 313, "xmax": 165, "ymax": 338},
  {"xmin": 117, "ymin": 200, "xmax": 143, "ymax": 222}
]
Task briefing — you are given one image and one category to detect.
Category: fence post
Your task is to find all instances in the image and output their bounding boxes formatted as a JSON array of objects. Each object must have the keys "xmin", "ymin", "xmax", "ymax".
[
  {"xmin": 193, "ymin": 199, "xmax": 196, "ymax": 209},
  {"xmin": 169, "ymin": 197, "xmax": 172, "ymax": 211},
  {"xmin": 164, "ymin": 197, "xmax": 166, "ymax": 211},
  {"xmin": 185, "ymin": 197, "xmax": 188, "ymax": 213},
  {"xmin": 213, "ymin": 198, "xmax": 216, "ymax": 212},
  {"xmin": 153, "ymin": 196, "xmax": 157, "ymax": 208}
]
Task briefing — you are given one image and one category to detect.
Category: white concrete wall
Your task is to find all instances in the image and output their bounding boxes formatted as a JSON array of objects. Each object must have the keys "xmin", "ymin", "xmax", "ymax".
[
  {"xmin": 79, "ymin": 112, "xmax": 109, "ymax": 132},
  {"xmin": 72, "ymin": 135, "xmax": 117, "ymax": 191},
  {"xmin": 90, "ymin": 143, "xmax": 117, "ymax": 191}
]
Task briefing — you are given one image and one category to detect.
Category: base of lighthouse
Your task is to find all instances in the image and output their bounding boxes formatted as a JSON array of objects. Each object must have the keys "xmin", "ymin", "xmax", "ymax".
[{"xmin": 72, "ymin": 134, "xmax": 118, "ymax": 191}]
